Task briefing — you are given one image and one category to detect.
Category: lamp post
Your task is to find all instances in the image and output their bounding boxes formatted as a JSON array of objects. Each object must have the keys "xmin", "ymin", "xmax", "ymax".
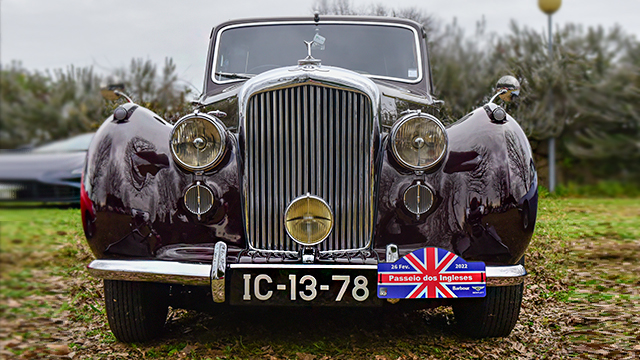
[{"xmin": 538, "ymin": 0, "xmax": 561, "ymax": 192}]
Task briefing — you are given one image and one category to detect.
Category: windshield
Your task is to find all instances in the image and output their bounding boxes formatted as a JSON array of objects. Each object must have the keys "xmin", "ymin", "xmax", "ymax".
[
  {"xmin": 32, "ymin": 133, "xmax": 94, "ymax": 153},
  {"xmin": 213, "ymin": 22, "xmax": 421, "ymax": 83}
]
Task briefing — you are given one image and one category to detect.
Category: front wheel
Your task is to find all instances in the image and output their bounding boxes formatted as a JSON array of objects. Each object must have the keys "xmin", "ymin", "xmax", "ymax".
[
  {"xmin": 104, "ymin": 280, "xmax": 169, "ymax": 342},
  {"xmin": 452, "ymin": 283, "xmax": 523, "ymax": 338}
]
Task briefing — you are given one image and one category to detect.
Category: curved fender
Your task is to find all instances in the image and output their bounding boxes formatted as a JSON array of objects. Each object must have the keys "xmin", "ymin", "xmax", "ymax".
[
  {"xmin": 443, "ymin": 104, "xmax": 537, "ymax": 264},
  {"xmin": 81, "ymin": 104, "xmax": 245, "ymax": 261},
  {"xmin": 374, "ymin": 104, "xmax": 537, "ymax": 265}
]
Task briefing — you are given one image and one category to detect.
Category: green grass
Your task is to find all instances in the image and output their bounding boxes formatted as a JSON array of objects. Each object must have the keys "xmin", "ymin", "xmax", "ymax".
[{"xmin": 1, "ymin": 198, "xmax": 639, "ymax": 359}]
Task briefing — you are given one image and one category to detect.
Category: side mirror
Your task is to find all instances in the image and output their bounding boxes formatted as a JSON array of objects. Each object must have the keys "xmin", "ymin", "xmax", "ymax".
[
  {"xmin": 490, "ymin": 76, "xmax": 520, "ymax": 104},
  {"xmin": 100, "ymin": 84, "xmax": 133, "ymax": 103}
]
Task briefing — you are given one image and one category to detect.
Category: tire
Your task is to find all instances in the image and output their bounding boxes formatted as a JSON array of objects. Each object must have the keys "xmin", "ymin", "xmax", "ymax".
[
  {"xmin": 452, "ymin": 283, "xmax": 523, "ymax": 338},
  {"xmin": 104, "ymin": 280, "xmax": 169, "ymax": 342}
]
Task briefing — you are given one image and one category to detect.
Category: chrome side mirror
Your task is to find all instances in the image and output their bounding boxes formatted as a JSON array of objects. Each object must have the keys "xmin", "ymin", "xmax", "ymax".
[
  {"xmin": 100, "ymin": 84, "xmax": 133, "ymax": 103},
  {"xmin": 490, "ymin": 76, "xmax": 520, "ymax": 104}
]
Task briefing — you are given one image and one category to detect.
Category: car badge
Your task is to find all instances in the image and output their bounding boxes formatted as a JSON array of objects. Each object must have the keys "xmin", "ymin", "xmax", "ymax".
[
  {"xmin": 473, "ymin": 286, "xmax": 485, "ymax": 292},
  {"xmin": 304, "ymin": 40, "xmax": 314, "ymax": 58}
]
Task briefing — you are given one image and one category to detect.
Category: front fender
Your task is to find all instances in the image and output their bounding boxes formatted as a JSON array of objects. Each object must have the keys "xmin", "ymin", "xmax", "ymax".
[
  {"xmin": 81, "ymin": 104, "xmax": 246, "ymax": 262},
  {"xmin": 374, "ymin": 104, "xmax": 537, "ymax": 265}
]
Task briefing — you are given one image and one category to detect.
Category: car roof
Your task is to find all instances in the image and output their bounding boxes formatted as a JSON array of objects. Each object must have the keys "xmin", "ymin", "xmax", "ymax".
[{"xmin": 210, "ymin": 16, "xmax": 426, "ymax": 38}]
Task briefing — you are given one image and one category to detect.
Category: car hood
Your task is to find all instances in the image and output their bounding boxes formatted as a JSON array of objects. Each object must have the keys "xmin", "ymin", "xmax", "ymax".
[{"xmin": 0, "ymin": 152, "xmax": 86, "ymax": 183}]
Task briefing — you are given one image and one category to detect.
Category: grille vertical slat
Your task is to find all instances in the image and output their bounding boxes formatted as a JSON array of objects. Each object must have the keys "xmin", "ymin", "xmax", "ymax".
[
  {"xmin": 309, "ymin": 87, "xmax": 316, "ymax": 192},
  {"xmin": 296, "ymin": 87, "xmax": 302, "ymax": 201},
  {"xmin": 249, "ymin": 99, "xmax": 255, "ymax": 248},
  {"xmin": 265, "ymin": 93, "xmax": 272, "ymax": 250},
  {"xmin": 276, "ymin": 91, "xmax": 282, "ymax": 250},
  {"xmin": 261, "ymin": 93, "xmax": 268, "ymax": 250},
  {"xmin": 246, "ymin": 84, "xmax": 373, "ymax": 252},
  {"xmin": 284, "ymin": 88, "xmax": 292, "ymax": 251},
  {"xmin": 339, "ymin": 91, "xmax": 347, "ymax": 251},
  {"xmin": 349, "ymin": 93, "xmax": 356, "ymax": 249},
  {"xmin": 359, "ymin": 97, "xmax": 364, "ymax": 246},
  {"xmin": 321, "ymin": 88, "xmax": 330, "ymax": 251}
]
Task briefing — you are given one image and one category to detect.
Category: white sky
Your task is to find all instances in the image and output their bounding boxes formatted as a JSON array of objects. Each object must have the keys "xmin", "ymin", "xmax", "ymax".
[{"xmin": 2, "ymin": 0, "xmax": 639, "ymax": 92}]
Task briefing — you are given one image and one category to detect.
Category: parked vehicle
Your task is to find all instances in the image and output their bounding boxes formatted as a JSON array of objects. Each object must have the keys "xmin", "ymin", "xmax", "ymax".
[
  {"xmin": 83, "ymin": 15, "xmax": 537, "ymax": 342},
  {"xmin": 0, "ymin": 133, "xmax": 94, "ymax": 204}
]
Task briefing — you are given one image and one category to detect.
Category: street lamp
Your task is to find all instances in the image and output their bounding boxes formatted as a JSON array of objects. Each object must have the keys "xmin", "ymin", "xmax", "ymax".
[{"xmin": 538, "ymin": 0, "xmax": 561, "ymax": 192}]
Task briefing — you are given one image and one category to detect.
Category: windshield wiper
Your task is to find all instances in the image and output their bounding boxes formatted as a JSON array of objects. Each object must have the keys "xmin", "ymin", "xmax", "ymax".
[{"xmin": 214, "ymin": 72, "xmax": 255, "ymax": 80}]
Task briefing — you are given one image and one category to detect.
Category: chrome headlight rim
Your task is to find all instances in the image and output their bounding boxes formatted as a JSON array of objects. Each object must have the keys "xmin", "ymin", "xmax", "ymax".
[
  {"xmin": 284, "ymin": 193, "xmax": 334, "ymax": 247},
  {"xmin": 390, "ymin": 112, "xmax": 448, "ymax": 171},
  {"xmin": 170, "ymin": 113, "xmax": 227, "ymax": 172}
]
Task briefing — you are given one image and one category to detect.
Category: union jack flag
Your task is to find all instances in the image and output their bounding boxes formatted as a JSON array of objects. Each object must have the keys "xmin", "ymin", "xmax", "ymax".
[{"xmin": 377, "ymin": 247, "xmax": 486, "ymax": 299}]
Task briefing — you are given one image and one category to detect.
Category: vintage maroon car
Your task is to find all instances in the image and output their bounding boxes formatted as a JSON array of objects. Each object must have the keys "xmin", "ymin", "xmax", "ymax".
[{"xmin": 82, "ymin": 15, "xmax": 537, "ymax": 342}]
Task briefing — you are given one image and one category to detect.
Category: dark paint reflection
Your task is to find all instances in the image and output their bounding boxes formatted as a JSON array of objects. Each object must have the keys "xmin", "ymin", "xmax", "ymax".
[
  {"xmin": 82, "ymin": 105, "xmax": 246, "ymax": 261},
  {"xmin": 374, "ymin": 104, "xmax": 537, "ymax": 265},
  {"xmin": 84, "ymin": 92, "xmax": 536, "ymax": 268}
]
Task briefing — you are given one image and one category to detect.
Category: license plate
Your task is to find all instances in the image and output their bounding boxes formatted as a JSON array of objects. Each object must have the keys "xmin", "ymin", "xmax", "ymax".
[
  {"xmin": 377, "ymin": 248, "xmax": 486, "ymax": 299},
  {"xmin": 229, "ymin": 266, "xmax": 379, "ymax": 306}
]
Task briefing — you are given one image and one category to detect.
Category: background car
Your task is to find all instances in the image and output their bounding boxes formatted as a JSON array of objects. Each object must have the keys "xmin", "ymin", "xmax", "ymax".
[{"xmin": 0, "ymin": 133, "xmax": 93, "ymax": 204}]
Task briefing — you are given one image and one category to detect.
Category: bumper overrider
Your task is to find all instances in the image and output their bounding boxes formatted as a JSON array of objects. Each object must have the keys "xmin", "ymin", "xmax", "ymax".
[{"xmin": 88, "ymin": 242, "xmax": 526, "ymax": 304}]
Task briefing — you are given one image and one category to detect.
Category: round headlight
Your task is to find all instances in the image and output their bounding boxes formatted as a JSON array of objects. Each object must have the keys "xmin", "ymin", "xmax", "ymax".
[
  {"xmin": 284, "ymin": 194, "xmax": 333, "ymax": 246},
  {"xmin": 170, "ymin": 114, "xmax": 226, "ymax": 171},
  {"xmin": 391, "ymin": 113, "xmax": 447, "ymax": 170}
]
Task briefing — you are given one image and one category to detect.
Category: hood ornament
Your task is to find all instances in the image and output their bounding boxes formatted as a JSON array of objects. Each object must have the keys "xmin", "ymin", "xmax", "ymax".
[{"xmin": 298, "ymin": 40, "xmax": 321, "ymax": 67}]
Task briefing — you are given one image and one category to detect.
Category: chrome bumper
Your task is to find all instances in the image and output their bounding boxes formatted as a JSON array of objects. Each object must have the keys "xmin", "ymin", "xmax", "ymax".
[
  {"xmin": 88, "ymin": 259, "xmax": 211, "ymax": 285},
  {"xmin": 88, "ymin": 251, "xmax": 527, "ymax": 303},
  {"xmin": 88, "ymin": 241, "xmax": 228, "ymax": 303},
  {"xmin": 88, "ymin": 262, "xmax": 526, "ymax": 287},
  {"xmin": 485, "ymin": 264, "xmax": 527, "ymax": 286}
]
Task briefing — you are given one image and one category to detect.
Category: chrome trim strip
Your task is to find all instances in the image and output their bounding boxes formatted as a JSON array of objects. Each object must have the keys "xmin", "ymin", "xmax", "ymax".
[
  {"xmin": 87, "ymin": 260, "xmax": 210, "ymax": 286},
  {"xmin": 211, "ymin": 242, "xmax": 227, "ymax": 303},
  {"xmin": 229, "ymin": 264, "xmax": 377, "ymax": 270},
  {"xmin": 212, "ymin": 20, "xmax": 423, "ymax": 85},
  {"xmin": 486, "ymin": 265, "xmax": 527, "ymax": 287}
]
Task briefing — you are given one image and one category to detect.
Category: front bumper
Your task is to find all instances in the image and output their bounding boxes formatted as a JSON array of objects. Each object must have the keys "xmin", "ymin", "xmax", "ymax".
[{"xmin": 88, "ymin": 243, "xmax": 527, "ymax": 303}]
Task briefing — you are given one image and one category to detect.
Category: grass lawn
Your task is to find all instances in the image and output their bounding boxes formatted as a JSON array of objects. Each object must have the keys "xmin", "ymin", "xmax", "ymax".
[{"xmin": 0, "ymin": 197, "xmax": 639, "ymax": 359}]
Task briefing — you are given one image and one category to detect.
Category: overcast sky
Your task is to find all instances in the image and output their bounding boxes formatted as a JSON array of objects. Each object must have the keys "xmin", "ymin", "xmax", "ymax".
[{"xmin": 2, "ymin": 0, "xmax": 639, "ymax": 93}]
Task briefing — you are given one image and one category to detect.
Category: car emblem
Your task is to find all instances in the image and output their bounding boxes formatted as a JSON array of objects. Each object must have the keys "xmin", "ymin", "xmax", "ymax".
[
  {"xmin": 304, "ymin": 40, "xmax": 314, "ymax": 58},
  {"xmin": 298, "ymin": 40, "xmax": 321, "ymax": 67},
  {"xmin": 473, "ymin": 286, "xmax": 484, "ymax": 292}
]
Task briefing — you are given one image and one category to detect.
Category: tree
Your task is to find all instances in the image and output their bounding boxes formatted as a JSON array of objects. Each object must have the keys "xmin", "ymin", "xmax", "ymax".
[
  {"xmin": 108, "ymin": 58, "xmax": 192, "ymax": 123},
  {"xmin": 0, "ymin": 63, "xmax": 104, "ymax": 148},
  {"xmin": 313, "ymin": 0, "xmax": 640, "ymax": 184},
  {"xmin": 0, "ymin": 58, "xmax": 192, "ymax": 149}
]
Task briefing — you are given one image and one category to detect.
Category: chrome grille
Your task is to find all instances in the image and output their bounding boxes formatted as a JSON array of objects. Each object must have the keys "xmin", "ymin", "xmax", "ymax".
[{"xmin": 244, "ymin": 84, "xmax": 374, "ymax": 252}]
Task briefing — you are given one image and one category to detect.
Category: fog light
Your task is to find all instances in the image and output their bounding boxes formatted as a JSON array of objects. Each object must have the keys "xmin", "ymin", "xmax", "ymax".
[
  {"xmin": 184, "ymin": 182, "xmax": 214, "ymax": 219},
  {"xmin": 284, "ymin": 194, "xmax": 333, "ymax": 246},
  {"xmin": 403, "ymin": 182, "xmax": 433, "ymax": 215}
]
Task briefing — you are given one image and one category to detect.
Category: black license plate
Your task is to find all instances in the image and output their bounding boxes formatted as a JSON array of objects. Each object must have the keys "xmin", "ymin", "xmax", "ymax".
[{"xmin": 229, "ymin": 266, "xmax": 380, "ymax": 306}]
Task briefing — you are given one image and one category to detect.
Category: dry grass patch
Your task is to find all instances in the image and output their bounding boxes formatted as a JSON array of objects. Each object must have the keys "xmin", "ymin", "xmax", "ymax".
[{"xmin": 1, "ymin": 198, "xmax": 639, "ymax": 359}]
